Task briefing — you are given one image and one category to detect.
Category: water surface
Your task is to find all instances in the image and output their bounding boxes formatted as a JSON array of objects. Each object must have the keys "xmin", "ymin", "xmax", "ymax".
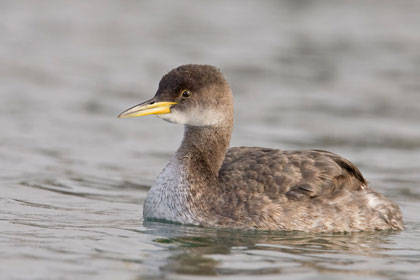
[{"xmin": 1, "ymin": 0, "xmax": 420, "ymax": 279}]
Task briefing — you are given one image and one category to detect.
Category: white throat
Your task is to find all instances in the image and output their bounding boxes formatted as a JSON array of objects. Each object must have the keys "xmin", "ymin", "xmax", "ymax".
[{"xmin": 157, "ymin": 109, "xmax": 225, "ymax": 126}]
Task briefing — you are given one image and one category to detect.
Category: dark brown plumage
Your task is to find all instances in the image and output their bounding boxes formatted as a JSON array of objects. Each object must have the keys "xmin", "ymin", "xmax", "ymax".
[{"xmin": 118, "ymin": 64, "xmax": 403, "ymax": 232}]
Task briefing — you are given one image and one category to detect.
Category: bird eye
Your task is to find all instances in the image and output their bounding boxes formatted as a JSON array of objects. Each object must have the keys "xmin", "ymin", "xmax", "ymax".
[{"xmin": 181, "ymin": 90, "xmax": 191, "ymax": 98}]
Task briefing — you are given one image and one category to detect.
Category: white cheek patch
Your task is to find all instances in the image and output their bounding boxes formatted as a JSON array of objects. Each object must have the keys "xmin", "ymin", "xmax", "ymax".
[
  {"xmin": 157, "ymin": 110, "xmax": 189, "ymax": 124},
  {"xmin": 157, "ymin": 109, "xmax": 224, "ymax": 126}
]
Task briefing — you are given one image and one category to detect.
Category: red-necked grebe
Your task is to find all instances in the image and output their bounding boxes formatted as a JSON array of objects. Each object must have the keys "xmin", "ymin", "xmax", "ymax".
[{"xmin": 118, "ymin": 64, "xmax": 403, "ymax": 232}]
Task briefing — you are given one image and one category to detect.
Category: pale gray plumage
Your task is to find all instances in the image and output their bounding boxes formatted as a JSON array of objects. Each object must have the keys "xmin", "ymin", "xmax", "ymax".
[{"xmin": 120, "ymin": 64, "xmax": 403, "ymax": 232}]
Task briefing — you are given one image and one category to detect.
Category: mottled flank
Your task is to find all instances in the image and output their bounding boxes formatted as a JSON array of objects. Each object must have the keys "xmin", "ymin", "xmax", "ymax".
[
  {"xmin": 217, "ymin": 148, "xmax": 403, "ymax": 231},
  {"xmin": 138, "ymin": 64, "xmax": 403, "ymax": 232}
]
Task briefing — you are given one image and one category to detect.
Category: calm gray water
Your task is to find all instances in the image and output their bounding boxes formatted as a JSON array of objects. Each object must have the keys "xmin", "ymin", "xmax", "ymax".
[{"xmin": 1, "ymin": 0, "xmax": 420, "ymax": 279}]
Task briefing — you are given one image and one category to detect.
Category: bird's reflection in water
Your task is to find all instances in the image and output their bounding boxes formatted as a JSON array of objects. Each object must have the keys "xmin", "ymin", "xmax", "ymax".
[{"xmin": 142, "ymin": 220, "xmax": 399, "ymax": 277}]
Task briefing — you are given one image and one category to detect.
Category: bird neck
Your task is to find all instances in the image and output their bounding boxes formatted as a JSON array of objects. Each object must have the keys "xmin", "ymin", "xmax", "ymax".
[
  {"xmin": 144, "ymin": 122, "xmax": 233, "ymax": 224},
  {"xmin": 176, "ymin": 123, "xmax": 233, "ymax": 176}
]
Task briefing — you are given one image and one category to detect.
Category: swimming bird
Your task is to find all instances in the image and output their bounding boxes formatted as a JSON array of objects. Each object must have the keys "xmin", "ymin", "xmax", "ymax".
[{"xmin": 118, "ymin": 64, "xmax": 403, "ymax": 232}]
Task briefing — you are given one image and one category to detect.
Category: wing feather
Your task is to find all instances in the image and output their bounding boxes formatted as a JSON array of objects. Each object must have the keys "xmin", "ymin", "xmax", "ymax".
[{"xmin": 219, "ymin": 147, "xmax": 366, "ymax": 200}]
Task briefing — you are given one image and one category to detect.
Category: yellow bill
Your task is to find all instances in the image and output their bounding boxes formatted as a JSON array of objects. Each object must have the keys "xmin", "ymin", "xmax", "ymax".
[{"xmin": 118, "ymin": 101, "xmax": 177, "ymax": 119}]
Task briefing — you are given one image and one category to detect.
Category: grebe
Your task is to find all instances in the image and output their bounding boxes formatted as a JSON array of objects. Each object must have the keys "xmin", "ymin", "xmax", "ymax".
[{"xmin": 118, "ymin": 64, "xmax": 403, "ymax": 232}]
